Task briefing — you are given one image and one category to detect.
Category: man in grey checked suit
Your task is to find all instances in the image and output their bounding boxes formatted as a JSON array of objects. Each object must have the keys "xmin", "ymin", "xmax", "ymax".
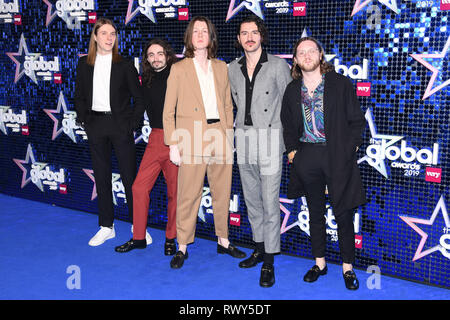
[{"xmin": 228, "ymin": 15, "xmax": 291, "ymax": 288}]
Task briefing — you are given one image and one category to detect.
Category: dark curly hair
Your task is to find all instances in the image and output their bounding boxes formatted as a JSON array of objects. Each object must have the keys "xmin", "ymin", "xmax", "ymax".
[
  {"xmin": 141, "ymin": 38, "xmax": 177, "ymax": 88},
  {"xmin": 235, "ymin": 15, "xmax": 269, "ymax": 50}
]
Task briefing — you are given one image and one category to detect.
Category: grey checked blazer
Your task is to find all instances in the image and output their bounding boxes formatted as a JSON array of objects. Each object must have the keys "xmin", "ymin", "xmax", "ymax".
[{"xmin": 228, "ymin": 53, "xmax": 292, "ymax": 156}]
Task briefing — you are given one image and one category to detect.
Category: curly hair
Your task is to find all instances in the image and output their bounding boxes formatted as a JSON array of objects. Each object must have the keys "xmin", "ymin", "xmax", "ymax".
[
  {"xmin": 141, "ymin": 38, "xmax": 177, "ymax": 88},
  {"xmin": 234, "ymin": 15, "xmax": 269, "ymax": 50}
]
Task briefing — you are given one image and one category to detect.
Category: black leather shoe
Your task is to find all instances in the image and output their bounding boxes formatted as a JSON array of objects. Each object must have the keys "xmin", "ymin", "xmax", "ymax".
[
  {"xmin": 170, "ymin": 250, "xmax": 188, "ymax": 269},
  {"xmin": 259, "ymin": 263, "xmax": 275, "ymax": 288},
  {"xmin": 239, "ymin": 250, "xmax": 264, "ymax": 268},
  {"xmin": 217, "ymin": 243, "xmax": 246, "ymax": 259},
  {"xmin": 303, "ymin": 265, "xmax": 328, "ymax": 282},
  {"xmin": 164, "ymin": 240, "xmax": 176, "ymax": 256},
  {"xmin": 115, "ymin": 239, "xmax": 146, "ymax": 253},
  {"xmin": 343, "ymin": 270, "xmax": 359, "ymax": 290}
]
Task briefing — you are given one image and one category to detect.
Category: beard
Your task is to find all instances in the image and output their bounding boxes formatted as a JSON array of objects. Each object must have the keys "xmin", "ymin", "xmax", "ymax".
[
  {"xmin": 151, "ymin": 61, "xmax": 166, "ymax": 72},
  {"xmin": 299, "ymin": 58, "xmax": 320, "ymax": 72}
]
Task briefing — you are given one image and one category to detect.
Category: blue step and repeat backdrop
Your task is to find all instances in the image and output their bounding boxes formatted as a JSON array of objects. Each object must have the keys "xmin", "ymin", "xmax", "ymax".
[{"xmin": 0, "ymin": 0, "xmax": 448, "ymax": 288}]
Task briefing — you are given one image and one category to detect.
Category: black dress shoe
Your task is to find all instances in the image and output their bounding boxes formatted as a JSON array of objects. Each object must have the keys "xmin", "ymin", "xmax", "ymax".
[
  {"xmin": 303, "ymin": 265, "xmax": 328, "ymax": 282},
  {"xmin": 259, "ymin": 263, "xmax": 275, "ymax": 288},
  {"xmin": 217, "ymin": 243, "xmax": 246, "ymax": 258},
  {"xmin": 239, "ymin": 250, "xmax": 264, "ymax": 268},
  {"xmin": 170, "ymin": 250, "xmax": 188, "ymax": 269},
  {"xmin": 164, "ymin": 240, "xmax": 176, "ymax": 256},
  {"xmin": 343, "ymin": 270, "xmax": 359, "ymax": 290},
  {"xmin": 115, "ymin": 239, "xmax": 146, "ymax": 253}
]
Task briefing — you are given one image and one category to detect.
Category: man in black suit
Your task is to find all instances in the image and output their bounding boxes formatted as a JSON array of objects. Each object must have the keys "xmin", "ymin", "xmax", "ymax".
[
  {"xmin": 74, "ymin": 18, "xmax": 145, "ymax": 246},
  {"xmin": 280, "ymin": 37, "xmax": 367, "ymax": 290}
]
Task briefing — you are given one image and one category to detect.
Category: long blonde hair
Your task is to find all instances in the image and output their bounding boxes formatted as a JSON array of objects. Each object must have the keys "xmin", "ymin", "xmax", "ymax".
[{"xmin": 86, "ymin": 18, "xmax": 121, "ymax": 66}]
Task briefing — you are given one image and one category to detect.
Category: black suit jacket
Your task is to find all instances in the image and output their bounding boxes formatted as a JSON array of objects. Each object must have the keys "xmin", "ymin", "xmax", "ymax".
[
  {"xmin": 74, "ymin": 55, "xmax": 145, "ymax": 133},
  {"xmin": 280, "ymin": 70, "xmax": 367, "ymax": 211}
]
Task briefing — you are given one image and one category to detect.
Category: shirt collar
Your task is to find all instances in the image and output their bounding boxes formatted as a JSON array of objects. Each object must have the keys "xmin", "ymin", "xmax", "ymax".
[{"xmin": 238, "ymin": 50, "xmax": 268, "ymax": 65}]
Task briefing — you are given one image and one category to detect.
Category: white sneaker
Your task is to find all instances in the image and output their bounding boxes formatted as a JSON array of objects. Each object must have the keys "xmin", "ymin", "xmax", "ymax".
[
  {"xmin": 88, "ymin": 225, "xmax": 115, "ymax": 246},
  {"xmin": 131, "ymin": 225, "xmax": 152, "ymax": 245}
]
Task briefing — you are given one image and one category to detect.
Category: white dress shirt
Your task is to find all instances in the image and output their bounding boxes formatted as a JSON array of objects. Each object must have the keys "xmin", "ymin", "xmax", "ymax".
[
  {"xmin": 193, "ymin": 58, "xmax": 220, "ymax": 120},
  {"xmin": 92, "ymin": 53, "xmax": 112, "ymax": 112}
]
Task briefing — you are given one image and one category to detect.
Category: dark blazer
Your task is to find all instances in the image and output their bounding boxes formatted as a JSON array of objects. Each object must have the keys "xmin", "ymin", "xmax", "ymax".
[
  {"xmin": 74, "ymin": 55, "xmax": 145, "ymax": 133},
  {"xmin": 280, "ymin": 70, "xmax": 367, "ymax": 212}
]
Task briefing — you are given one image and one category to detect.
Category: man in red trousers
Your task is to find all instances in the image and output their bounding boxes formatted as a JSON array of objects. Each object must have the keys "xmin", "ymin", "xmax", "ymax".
[{"xmin": 115, "ymin": 39, "xmax": 178, "ymax": 255}]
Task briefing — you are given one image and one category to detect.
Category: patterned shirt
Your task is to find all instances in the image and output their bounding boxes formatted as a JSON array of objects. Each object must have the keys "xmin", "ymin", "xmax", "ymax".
[{"xmin": 299, "ymin": 76, "xmax": 326, "ymax": 143}]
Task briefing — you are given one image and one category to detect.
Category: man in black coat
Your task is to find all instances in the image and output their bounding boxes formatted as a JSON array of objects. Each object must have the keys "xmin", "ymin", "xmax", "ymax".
[
  {"xmin": 74, "ymin": 18, "xmax": 145, "ymax": 246},
  {"xmin": 280, "ymin": 37, "xmax": 367, "ymax": 290}
]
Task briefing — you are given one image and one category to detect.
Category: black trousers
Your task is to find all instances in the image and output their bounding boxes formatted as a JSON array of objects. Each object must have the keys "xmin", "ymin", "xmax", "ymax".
[
  {"xmin": 85, "ymin": 114, "xmax": 136, "ymax": 227},
  {"xmin": 293, "ymin": 143, "xmax": 355, "ymax": 264}
]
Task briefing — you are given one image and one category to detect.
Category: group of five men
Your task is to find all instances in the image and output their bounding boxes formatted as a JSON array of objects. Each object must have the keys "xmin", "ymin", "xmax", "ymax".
[{"xmin": 74, "ymin": 15, "xmax": 366, "ymax": 290}]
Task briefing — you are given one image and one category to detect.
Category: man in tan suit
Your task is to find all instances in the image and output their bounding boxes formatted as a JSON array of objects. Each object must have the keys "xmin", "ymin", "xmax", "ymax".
[{"xmin": 163, "ymin": 16, "xmax": 246, "ymax": 269}]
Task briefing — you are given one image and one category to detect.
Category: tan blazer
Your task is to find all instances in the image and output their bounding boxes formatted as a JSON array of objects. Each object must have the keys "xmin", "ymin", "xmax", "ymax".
[{"xmin": 163, "ymin": 58, "xmax": 234, "ymax": 158}]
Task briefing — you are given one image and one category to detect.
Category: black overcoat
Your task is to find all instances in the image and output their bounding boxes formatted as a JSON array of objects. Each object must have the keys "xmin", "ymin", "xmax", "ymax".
[{"xmin": 280, "ymin": 70, "xmax": 367, "ymax": 212}]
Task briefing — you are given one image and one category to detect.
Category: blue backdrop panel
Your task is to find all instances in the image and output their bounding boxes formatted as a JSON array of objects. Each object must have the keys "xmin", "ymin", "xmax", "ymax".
[{"xmin": 0, "ymin": 0, "xmax": 448, "ymax": 288}]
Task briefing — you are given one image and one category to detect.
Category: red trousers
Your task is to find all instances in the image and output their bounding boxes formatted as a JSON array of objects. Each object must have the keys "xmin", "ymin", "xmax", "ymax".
[{"xmin": 132, "ymin": 129, "xmax": 178, "ymax": 240}]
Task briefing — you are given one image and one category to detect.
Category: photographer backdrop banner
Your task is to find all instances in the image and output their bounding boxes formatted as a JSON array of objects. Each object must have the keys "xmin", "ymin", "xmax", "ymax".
[{"xmin": 0, "ymin": 0, "xmax": 448, "ymax": 288}]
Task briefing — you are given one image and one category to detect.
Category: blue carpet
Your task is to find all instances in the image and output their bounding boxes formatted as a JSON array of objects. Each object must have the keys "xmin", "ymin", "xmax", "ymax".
[{"xmin": 0, "ymin": 194, "xmax": 448, "ymax": 300}]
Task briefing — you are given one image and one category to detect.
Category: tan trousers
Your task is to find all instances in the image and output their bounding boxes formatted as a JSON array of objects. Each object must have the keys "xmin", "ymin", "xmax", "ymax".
[{"xmin": 176, "ymin": 123, "xmax": 233, "ymax": 245}]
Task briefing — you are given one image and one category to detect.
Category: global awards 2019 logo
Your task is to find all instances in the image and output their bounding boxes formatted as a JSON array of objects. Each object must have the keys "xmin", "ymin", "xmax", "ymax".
[
  {"xmin": 125, "ymin": 0, "xmax": 189, "ymax": 24},
  {"xmin": 13, "ymin": 144, "xmax": 67, "ymax": 193},
  {"xmin": 6, "ymin": 33, "xmax": 61, "ymax": 84},
  {"xmin": 358, "ymin": 108, "xmax": 440, "ymax": 180},
  {"xmin": 43, "ymin": 0, "xmax": 97, "ymax": 29},
  {"xmin": 0, "ymin": 0, "xmax": 21, "ymax": 24},
  {"xmin": 0, "ymin": 106, "xmax": 28, "ymax": 136}
]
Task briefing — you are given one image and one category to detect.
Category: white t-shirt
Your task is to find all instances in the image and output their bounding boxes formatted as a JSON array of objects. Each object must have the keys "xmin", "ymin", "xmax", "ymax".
[
  {"xmin": 193, "ymin": 58, "xmax": 220, "ymax": 120},
  {"xmin": 92, "ymin": 53, "xmax": 112, "ymax": 112}
]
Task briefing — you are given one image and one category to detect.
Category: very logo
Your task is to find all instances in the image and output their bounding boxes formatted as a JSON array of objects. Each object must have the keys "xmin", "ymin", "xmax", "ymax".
[
  {"xmin": 357, "ymin": 82, "xmax": 371, "ymax": 96},
  {"xmin": 441, "ymin": 0, "xmax": 450, "ymax": 10},
  {"xmin": 178, "ymin": 7, "xmax": 188, "ymax": 20},
  {"xmin": 229, "ymin": 213, "xmax": 241, "ymax": 226},
  {"xmin": 293, "ymin": 2, "xmax": 306, "ymax": 16},
  {"xmin": 425, "ymin": 167, "xmax": 442, "ymax": 183}
]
